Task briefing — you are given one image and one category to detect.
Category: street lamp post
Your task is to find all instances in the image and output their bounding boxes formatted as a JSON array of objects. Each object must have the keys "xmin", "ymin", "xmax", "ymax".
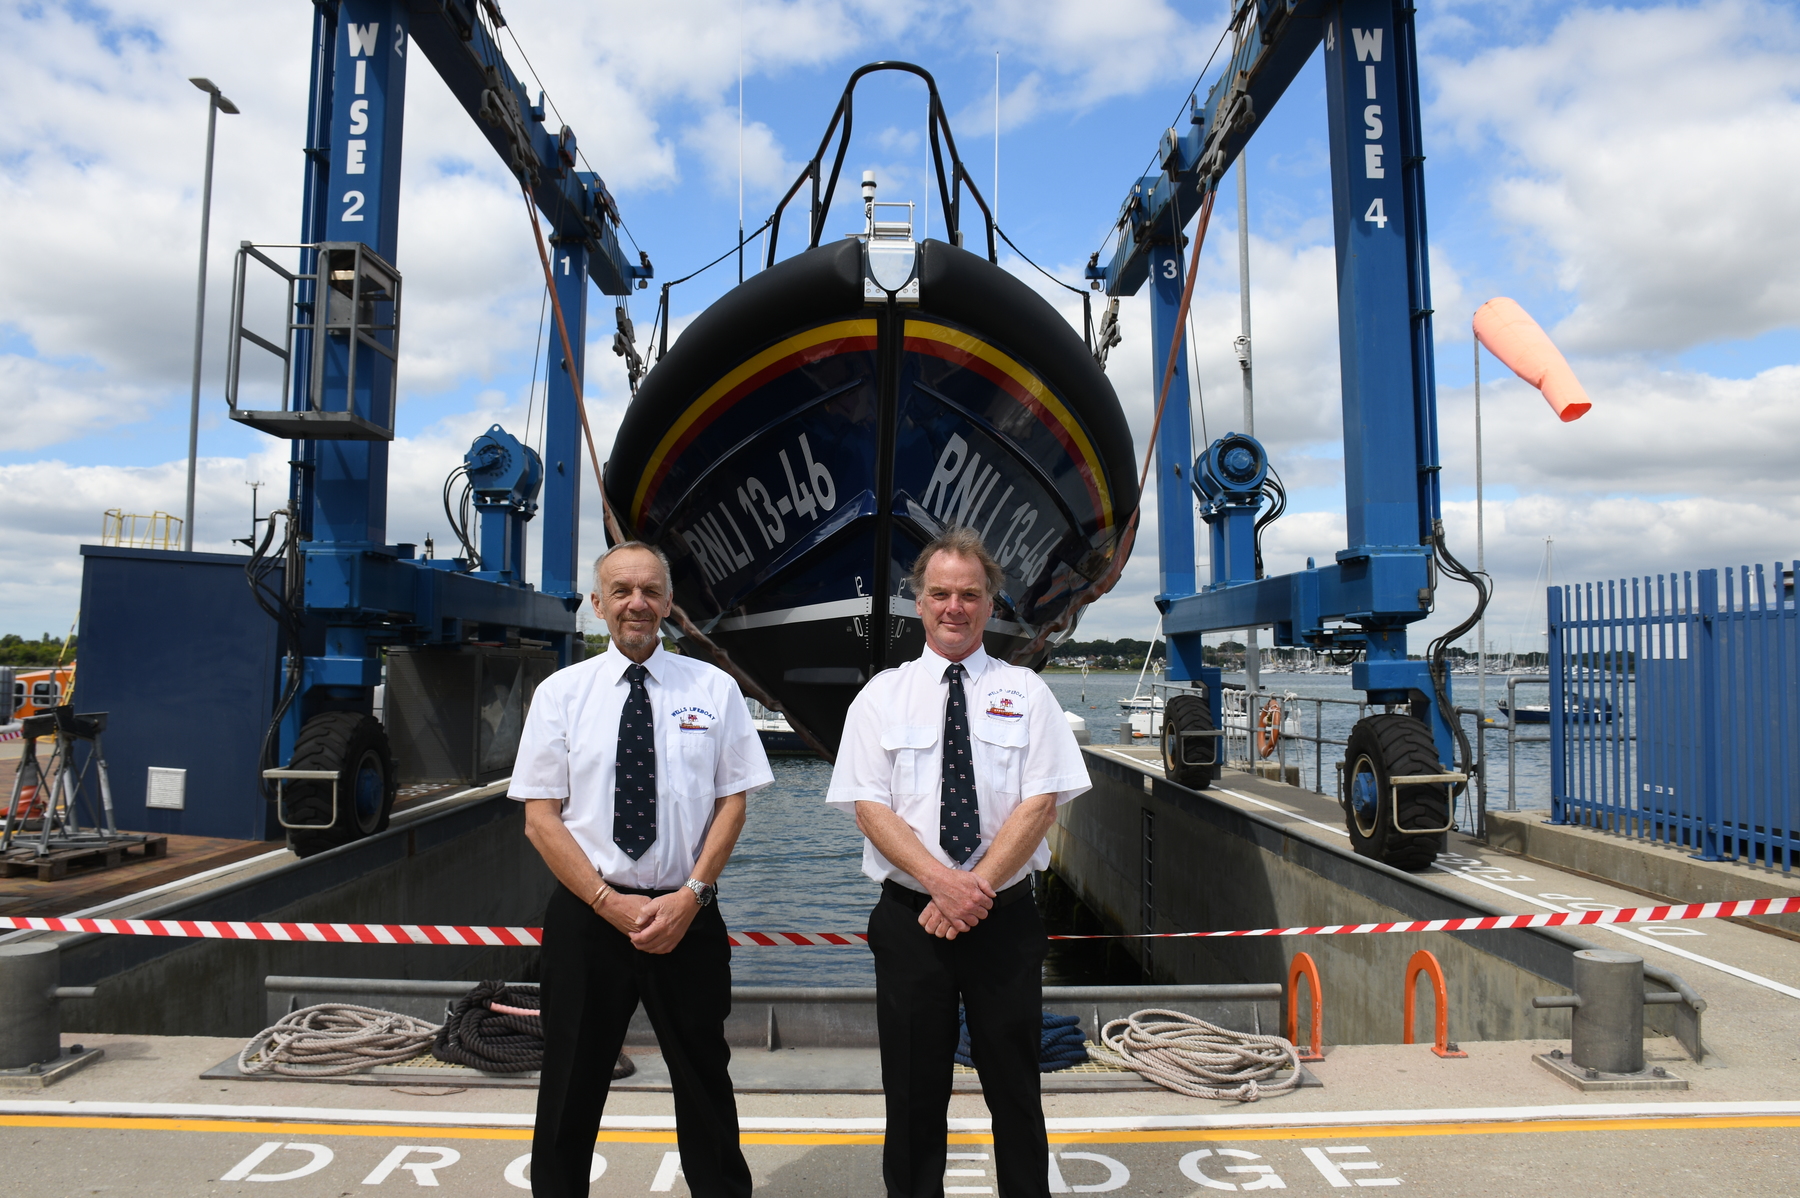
[
  {"xmin": 1474, "ymin": 328, "xmax": 1485, "ymax": 727},
  {"xmin": 182, "ymin": 77, "xmax": 239, "ymax": 553}
]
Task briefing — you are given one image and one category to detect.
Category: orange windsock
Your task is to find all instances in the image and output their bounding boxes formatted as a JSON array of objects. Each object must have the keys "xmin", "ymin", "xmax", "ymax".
[{"xmin": 1472, "ymin": 297, "xmax": 1591, "ymax": 422}]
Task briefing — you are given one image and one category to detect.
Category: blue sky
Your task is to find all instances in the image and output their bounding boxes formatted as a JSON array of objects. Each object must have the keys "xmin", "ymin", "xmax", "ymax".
[{"xmin": 2, "ymin": 0, "xmax": 1797, "ymax": 655}]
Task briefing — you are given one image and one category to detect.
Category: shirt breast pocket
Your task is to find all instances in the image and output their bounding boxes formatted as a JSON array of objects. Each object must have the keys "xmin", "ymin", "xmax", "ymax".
[
  {"xmin": 971, "ymin": 716, "xmax": 1029, "ymax": 799},
  {"xmin": 878, "ymin": 725, "xmax": 937, "ymax": 796},
  {"xmin": 673, "ymin": 730, "xmax": 718, "ymax": 798}
]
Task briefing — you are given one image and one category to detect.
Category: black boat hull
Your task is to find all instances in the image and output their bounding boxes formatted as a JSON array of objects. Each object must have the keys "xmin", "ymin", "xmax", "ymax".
[{"xmin": 606, "ymin": 238, "xmax": 1137, "ymax": 754}]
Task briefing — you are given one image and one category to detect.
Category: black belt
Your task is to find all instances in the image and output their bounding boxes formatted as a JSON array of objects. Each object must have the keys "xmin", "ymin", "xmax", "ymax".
[{"xmin": 881, "ymin": 877, "xmax": 1033, "ymax": 912}]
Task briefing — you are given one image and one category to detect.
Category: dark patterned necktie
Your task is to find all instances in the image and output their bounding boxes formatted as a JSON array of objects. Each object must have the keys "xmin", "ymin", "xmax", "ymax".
[
  {"xmin": 613, "ymin": 663, "xmax": 657, "ymax": 859},
  {"xmin": 939, "ymin": 662, "xmax": 980, "ymax": 863}
]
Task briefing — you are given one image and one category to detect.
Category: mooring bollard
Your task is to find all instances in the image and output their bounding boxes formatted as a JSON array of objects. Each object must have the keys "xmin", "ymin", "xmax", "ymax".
[
  {"xmin": 1532, "ymin": 948, "xmax": 1685, "ymax": 1078},
  {"xmin": 1286, "ymin": 952, "xmax": 1324, "ymax": 1062},
  {"xmin": 1401, "ymin": 949, "xmax": 1466, "ymax": 1058},
  {"xmin": 1117, "ymin": 723, "xmax": 1135, "ymax": 745},
  {"xmin": 0, "ymin": 943, "xmax": 96, "ymax": 1071}
]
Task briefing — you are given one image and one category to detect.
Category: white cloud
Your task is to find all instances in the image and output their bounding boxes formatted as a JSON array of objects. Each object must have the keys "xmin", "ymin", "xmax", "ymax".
[
  {"xmin": 0, "ymin": 356, "xmax": 161, "ymax": 452},
  {"xmin": 680, "ymin": 108, "xmax": 801, "ymax": 198},
  {"xmin": 965, "ymin": 0, "xmax": 1225, "ymax": 116},
  {"xmin": 1430, "ymin": 0, "xmax": 1800, "ymax": 354}
]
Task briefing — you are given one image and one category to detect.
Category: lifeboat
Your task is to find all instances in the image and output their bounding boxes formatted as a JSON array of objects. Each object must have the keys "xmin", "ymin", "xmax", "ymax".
[{"xmin": 603, "ymin": 64, "xmax": 1139, "ymax": 755}]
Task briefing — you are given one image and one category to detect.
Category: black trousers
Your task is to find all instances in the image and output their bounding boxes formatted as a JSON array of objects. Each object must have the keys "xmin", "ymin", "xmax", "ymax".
[
  {"xmin": 869, "ymin": 880, "xmax": 1049, "ymax": 1198},
  {"xmin": 532, "ymin": 884, "xmax": 750, "ymax": 1198}
]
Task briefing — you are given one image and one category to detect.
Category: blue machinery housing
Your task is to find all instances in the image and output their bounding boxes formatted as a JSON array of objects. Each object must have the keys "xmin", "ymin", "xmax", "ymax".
[{"xmin": 1089, "ymin": 0, "xmax": 1458, "ymax": 765}]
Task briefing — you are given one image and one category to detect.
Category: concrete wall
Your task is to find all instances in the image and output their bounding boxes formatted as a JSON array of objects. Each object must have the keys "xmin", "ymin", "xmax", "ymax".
[
  {"xmin": 1487, "ymin": 809, "xmax": 1800, "ymax": 938},
  {"xmin": 1051, "ymin": 753, "xmax": 1668, "ymax": 1048},
  {"xmin": 57, "ymin": 795, "xmax": 556, "ymax": 1037}
]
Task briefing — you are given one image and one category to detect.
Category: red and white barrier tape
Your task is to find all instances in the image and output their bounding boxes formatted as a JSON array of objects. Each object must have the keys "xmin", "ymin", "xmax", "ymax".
[{"xmin": 2, "ymin": 896, "xmax": 1796, "ymax": 946}]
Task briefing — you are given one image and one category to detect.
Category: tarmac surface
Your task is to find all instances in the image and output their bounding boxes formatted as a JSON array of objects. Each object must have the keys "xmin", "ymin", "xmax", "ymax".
[
  {"xmin": 3, "ymin": 1030, "xmax": 1798, "ymax": 1196},
  {"xmin": 5, "ymin": 759, "xmax": 1800, "ymax": 1194}
]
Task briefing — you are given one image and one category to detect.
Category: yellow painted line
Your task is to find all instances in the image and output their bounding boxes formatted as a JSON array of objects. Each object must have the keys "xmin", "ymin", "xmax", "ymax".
[
  {"xmin": 1045, "ymin": 1114, "xmax": 1800, "ymax": 1143},
  {"xmin": 5, "ymin": 1113, "xmax": 1796, "ymax": 1145},
  {"xmin": 0, "ymin": 1115, "xmax": 869, "ymax": 1146}
]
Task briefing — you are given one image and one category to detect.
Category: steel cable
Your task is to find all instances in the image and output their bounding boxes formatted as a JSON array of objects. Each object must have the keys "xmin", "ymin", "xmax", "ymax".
[
  {"xmin": 1085, "ymin": 1008, "xmax": 1300, "ymax": 1102},
  {"xmin": 238, "ymin": 1003, "xmax": 441, "ymax": 1078}
]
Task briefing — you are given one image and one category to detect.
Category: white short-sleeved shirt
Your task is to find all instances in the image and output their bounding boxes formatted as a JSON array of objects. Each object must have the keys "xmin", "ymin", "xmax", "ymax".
[
  {"xmin": 825, "ymin": 643, "xmax": 1091, "ymax": 892},
  {"xmin": 510, "ymin": 644, "xmax": 773, "ymax": 890}
]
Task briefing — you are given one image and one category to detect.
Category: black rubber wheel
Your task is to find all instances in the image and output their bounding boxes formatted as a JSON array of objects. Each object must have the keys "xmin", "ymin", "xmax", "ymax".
[
  {"xmin": 1342, "ymin": 714, "xmax": 1447, "ymax": 871},
  {"xmin": 1161, "ymin": 693, "xmax": 1216, "ymax": 791},
  {"xmin": 284, "ymin": 712, "xmax": 397, "ymax": 858}
]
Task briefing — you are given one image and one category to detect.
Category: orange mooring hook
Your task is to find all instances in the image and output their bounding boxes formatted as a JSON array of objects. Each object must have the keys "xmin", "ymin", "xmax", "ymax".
[
  {"xmin": 1402, "ymin": 949, "xmax": 1468, "ymax": 1058},
  {"xmin": 1286, "ymin": 952, "xmax": 1325, "ymax": 1062}
]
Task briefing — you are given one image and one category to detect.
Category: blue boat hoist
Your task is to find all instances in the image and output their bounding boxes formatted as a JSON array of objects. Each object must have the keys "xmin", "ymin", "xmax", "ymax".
[
  {"xmin": 79, "ymin": 0, "xmax": 1478, "ymax": 871},
  {"xmin": 78, "ymin": 0, "xmax": 650, "ymax": 853},
  {"xmin": 1090, "ymin": 0, "xmax": 1484, "ymax": 870}
]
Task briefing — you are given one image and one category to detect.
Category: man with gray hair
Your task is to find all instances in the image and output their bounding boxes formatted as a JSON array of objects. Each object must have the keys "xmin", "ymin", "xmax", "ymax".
[
  {"xmin": 827, "ymin": 527, "xmax": 1091, "ymax": 1198},
  {"xmin": 511, "ymin": 541, "xmax": 771, "ymax": 1198}
]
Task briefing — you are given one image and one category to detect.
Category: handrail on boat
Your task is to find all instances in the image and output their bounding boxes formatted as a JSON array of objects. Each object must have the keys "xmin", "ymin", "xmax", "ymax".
[{"xmin": 764, "ymin": 61, "xmax": 997, "ymax": 267}]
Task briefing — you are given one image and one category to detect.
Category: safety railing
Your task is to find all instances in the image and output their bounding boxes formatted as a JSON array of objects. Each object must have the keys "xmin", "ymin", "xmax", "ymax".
[
  {"xmin": 100, "ymin": 509, "xmax": 183, "ymax": 551},
  {"xmin": 1218, "ymin": 684, "xmax": 1368, "ymax": 796},
  {"xmin": 1148, "ymin": 676, "xmax": 1552, "ymax": 834},
  {"xmin": 1549, "ymin": 563, "xmax": 1799, "ymax": 870}
]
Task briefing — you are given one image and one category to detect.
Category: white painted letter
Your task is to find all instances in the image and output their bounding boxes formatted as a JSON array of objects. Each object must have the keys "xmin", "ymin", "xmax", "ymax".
[
  {"xmin": 1352, "ymin": 27, "xmax": 1383, "ymax": 62},
  {"xmin": 1363, "ymin": 105, "xmax": 1382, "ymax": 140},
  {"xmin": 650, "ymin": 1151, "xmax": 684, "ymax": 1192},
  {"xmin": 349, "ymin": 99, "xmax": 370, "ymax": 135},
  {"xmin": 347, "ymin": 22, "xmax": 380, "ymax": 57},
  {"xmin": 223, "ymin": 1141, "xmax": 335, "ymax": 1182},
  {"xmin": 1301, "ymin": 1145, "xmax": 1399, "ymax": 1188},
  {"xmin": 1182, "ymin": 1148, "xmax": 1287, "ymax": 1191},
  {"xmin": 1057, "ymin": 1152, "xmax": 1130, "ymax": 1192},
  {"xmin": 1364, "ymin": 144, "xmax": 1385, "ymax": 179},
  {"xmin": 503, "ymin": 1152, "xmax": 604, "ymax": 1189},
  {"xmin": 346, "ymin": 140, "xmax": 367, "ymax": 175},
  {"xmin": 354, "ymin": 58, "xmax": 368, "ymax": 95},
  {"xmin": 921, "ymin": 434, "xmax": 969, "ymax": 517},
  {"xmin": 363, "ymin": 1145, "xmax": 461, "ymax": 1186},
  {"xmin": 1364, "ymin": 64, "xmax": 1377, "ymax": 100}
]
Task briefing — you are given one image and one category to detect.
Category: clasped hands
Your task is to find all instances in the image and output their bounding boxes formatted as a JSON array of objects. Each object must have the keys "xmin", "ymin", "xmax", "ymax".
[
  {"xmin": 595, "ymin": 887, "xmax": 699, "ymax": 954},
  {"xmin": 919, "ymin": 868, "xmax": 997, "ymax": 940}
]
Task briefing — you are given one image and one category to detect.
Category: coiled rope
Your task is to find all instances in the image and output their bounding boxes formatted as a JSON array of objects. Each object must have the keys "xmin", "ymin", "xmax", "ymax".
[
  {"xmin": 1086, "ymin": 1009, "xmax": 1301, "ymax": 1102},
  {"xmin": 433, "ymin": 980, "xmax": 546, "ymax": 1074},
  {"xmin": 238, "ymin": 1003, "xmax": 441, "ymax": 1078}
]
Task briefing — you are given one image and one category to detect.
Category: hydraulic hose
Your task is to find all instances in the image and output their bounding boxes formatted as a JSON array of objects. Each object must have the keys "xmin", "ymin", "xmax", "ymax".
[{"xmin": 1425, "ymin": 519, "xmax": 1491, "ymax": 798}]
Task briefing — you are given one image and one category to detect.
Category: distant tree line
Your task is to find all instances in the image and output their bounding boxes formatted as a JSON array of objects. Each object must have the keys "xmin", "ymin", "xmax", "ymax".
[{"xmin": 0, "ymin": 634, "xmax": 74, "ymax": 668}]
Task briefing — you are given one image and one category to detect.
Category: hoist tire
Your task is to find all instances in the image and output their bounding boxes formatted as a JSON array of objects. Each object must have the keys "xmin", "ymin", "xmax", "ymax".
[
  {"xmin": 284, "ymin": 712, "xmax": 397, "ymax": 858},
  {"xmin": 1342, "ymin": 714, "xmax": 1445, "ymax": 872},
  {"xmin": 1162, "ymin": 693, "xmax": 1216, "ymax": 792}
]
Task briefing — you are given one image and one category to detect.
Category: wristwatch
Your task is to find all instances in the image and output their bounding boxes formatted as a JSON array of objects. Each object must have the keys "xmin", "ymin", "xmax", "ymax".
[{"xmin": 684, "ymin": 878, "xmax": 717, "ymax": 907}]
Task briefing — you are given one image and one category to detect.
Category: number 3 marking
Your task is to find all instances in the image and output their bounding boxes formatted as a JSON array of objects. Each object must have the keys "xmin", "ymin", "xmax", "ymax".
[
  {"xmin": 1162, "ymin": 258, "xmax": 1179, "ymax": 279},
  {"xmin": 343, "ymin": 191, "xmax": 366, "ymax": 222}
]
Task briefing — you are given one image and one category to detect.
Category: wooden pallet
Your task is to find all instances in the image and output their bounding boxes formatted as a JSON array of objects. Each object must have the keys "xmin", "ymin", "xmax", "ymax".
[{"xmin": 0, "ymin": 836, "xmax": 168, "ymax": 882}]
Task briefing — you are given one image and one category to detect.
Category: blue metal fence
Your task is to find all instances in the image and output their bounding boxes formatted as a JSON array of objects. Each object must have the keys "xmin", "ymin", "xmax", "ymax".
[{"xmin": 1549, "ymin": 563, "xmax": 1798, "ymax": 869}]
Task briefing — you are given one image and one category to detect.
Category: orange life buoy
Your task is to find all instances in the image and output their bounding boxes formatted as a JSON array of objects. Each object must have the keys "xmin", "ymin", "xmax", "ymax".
[{"xmin": 1256, "ymin": 698, "xmax": 1282, "ymax": 759}]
